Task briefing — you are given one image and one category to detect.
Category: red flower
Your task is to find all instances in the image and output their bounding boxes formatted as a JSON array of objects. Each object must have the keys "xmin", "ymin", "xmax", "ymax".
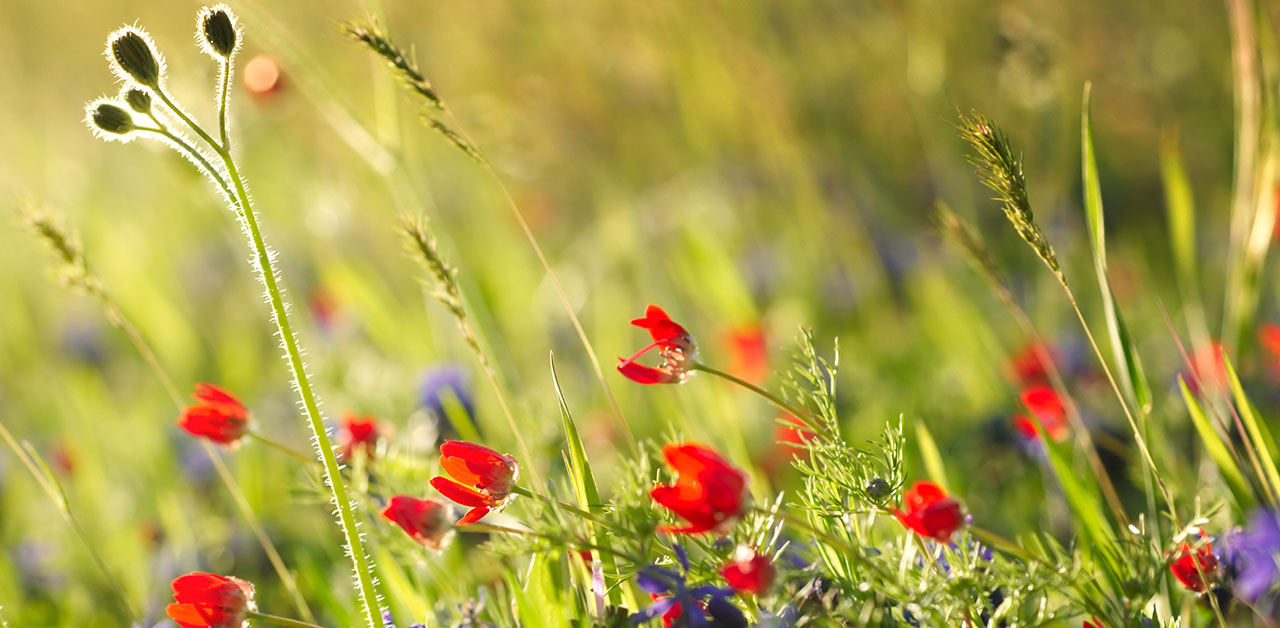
[
  {"xmin": 337, "ymin": 413, "xmax": 380, "ymax": 462},
  {"xmin": 1084, "ymin": 618, "xmax": 1106, "ymax": 628},
  {"xmin": 382, "ymin": 495, "xmax": 454, "ymax": 550},
  {"xmin": 1169, "ymin": 533, "xmax": 1219, "ymax": 593},
  {"xmin": 650, "ymin": 443, "xmax": 749, "ymax": 534},
  {"xmin": 429, "ymin": 440, "xmax": 519, "ymax": 524},
  {"xmin": 1261, "ymin": 323, "xmax": 1280, "ymax": 367},
  {"xmin": 1012, "ymin": 385, "xmax": 1069, "ymax": 442},
  {"xmin": 178, "ymin": 384, "xmax": 249, "ymax": 448},
  {"xmin": 1187, "ymin": 340, "xmax": 1228, "ymax": 395},
  {"xmin": 617, "ymin": 305, "xmax": 698, "ymax": 384},
  {"xmin": 165, "ymin": 572, "xmax": 256, "ymax": 628},
  {"xmin": 1010, "ymin": 342, "xmax": 1055, "ymax": 384},
  {"xmin": 893, "ymin": 481, "xmax": 964, "ymax": 543},
  {"xmin": 720, "ymin": 546, "xmax": 775, "ymax": 595},
  {"xmin": 726, "ymin": 324, "xmax": 768, "ymax": 384}
]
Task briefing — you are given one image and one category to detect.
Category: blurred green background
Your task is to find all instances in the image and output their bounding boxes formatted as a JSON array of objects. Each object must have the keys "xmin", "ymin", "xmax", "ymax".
[{"xmin": 0, "ymin": 0, "xmax": 1262, "ymax": 625}]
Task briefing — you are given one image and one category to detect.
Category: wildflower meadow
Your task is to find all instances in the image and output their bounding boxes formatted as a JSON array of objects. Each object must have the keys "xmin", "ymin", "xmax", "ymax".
[{"xmin": 5, "ymin": 1, "xmax": 1280, "ymax": 626}]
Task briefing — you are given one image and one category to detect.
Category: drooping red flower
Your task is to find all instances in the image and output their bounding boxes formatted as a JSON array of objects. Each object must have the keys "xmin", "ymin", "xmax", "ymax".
[
  {"xmin": 337, "ymin": 413, "xmax": 380, "ymax": 462},
  {"xmin": 720, "ymin": 546, "xmax": 775, "ymax": 595},
  {"xmin": 893, "ymin": 481, "xmax": 964, "ymax": 543},
  {"xmin": 1169, "ymin": 533, "xmax": 1219, "ymax": 593},
  {"xmin": 382, "ymin": 495, "xmax": 454, "ymax": 550},
  {"xmin": 617, "ymin": 305, "xmax": 698, "ymax": 385},
  {"xmin": 429, "ymin": 440, "xmax": 519, "ymax": 524},
  {"xmin": 651, "ymin": 443, "xmax": 749, "ymax": 535},
  {"xmin": 1012, "ymin": 384, "xmax": 1069, "ymax": 442},
  {"xmin": 178, "ymin": 384, "xmax": 249, "ymax": 448},
  {"xmin": 726, "ymin": 324, "xmax": 768, "ymax": 384},
  {"xmin": 165, "ymin": 572, "xmax": 256, "ymax": 628}
]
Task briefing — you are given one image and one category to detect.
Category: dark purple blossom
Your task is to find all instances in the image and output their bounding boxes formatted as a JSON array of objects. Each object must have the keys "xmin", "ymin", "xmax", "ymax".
[
  {"xmin": 630, "ymin": 546, "xmax": 744, "ymax": 627},
  {"xmin": 1222, "ymin": 510, "xmax": 1280, "ymax": 601}
]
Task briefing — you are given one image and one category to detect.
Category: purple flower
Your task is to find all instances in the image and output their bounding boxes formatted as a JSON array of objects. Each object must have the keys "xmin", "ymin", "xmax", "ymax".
[
  {"xmin": 419, "ymin": 365, "xmax": 474, "ymax": 422},
  {"xmin": 1223, "ymin": 510, "xmax": 1280, "ymax": 601},
  {"xmin": 630, "ymin": 546, "xmax": 744, "ymax": 627}
]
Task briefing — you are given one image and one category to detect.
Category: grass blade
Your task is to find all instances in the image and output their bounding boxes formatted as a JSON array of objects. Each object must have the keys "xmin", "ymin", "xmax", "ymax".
[
  {"xmin": 1223, "ymin": 351, "xmax": 1280, "ymax": 500},
  {"xmin": 1081, "ymin": 84, "xmax": 1152, "ymax": 413},
  {"xmin": 1178, "ymin": 377, "xmax": 1254, "ymax": 513},
  {"xmin": 914, "ymin": 419, "xmax": 949, "ymax": 489},
  {"xmin": 549, "ymin": 352, "xmax": 624, "ymax": 609}
]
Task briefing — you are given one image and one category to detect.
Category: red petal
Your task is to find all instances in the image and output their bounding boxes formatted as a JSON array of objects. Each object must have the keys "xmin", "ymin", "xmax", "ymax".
[
  {"xmin": 166, "ymin": 603, "xmax": 216, "ymax": 628},
  {"xmin": 440, "ymin": 441, "xmax": 511, "ymax": 487},
  {"xmin": 630, "ymin": 305, "xmax": 689, "ymax": 344},
  {"xmin": 192, "ymin": 383, "xmax": 246, "ymax": 417},
  {"xmin": 618, "ymin": 360, "xmax": 676, "ymax": 384},
  {"xmin": 458, "ymin": 506, "xmax": 490, "ymax": 524},
  {"xmin": 431, "ymin": 476, "xmax": 490, "ymax": 507},
  {"xmin": 902, "ymin": 481, "xmax": 948, "ymax": 511}
]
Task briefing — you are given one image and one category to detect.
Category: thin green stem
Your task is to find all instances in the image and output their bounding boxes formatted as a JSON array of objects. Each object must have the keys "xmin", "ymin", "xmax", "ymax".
[
  {"xmin": 248, "ymin": 431, "xmax": 321, "ymax": 467},
  {"xmin": 246, "ymin": 611, "xmax": 326, "ymax": 628},
  {"xmin": 154, "ymin": 88, "xmax": 224, "ymax": 154},
  {"xmin": 215, "ymin": 146, "xmax": 382, "ymax": 627},
  {"xmin": 509, "ymin": 485, "xmax": 621, "ymax": 531},
  {"xmin": 763, "ymin": 508, "xmax": 896, "ymax": 583},
  {"xmin": 218, "ymin": 59, "xmax": 232, "ymax": 150},
  {"xmin": 692, "ymin": 363, "xmax": 814, "ymax": 428}
]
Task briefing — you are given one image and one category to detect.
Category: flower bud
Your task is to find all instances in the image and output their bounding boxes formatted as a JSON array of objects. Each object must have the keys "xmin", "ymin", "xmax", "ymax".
[
  {"xmin": 123, "ymin": 88, "xmax": 151, "ymax": 113},
  {"xmin": 90, "ymin": 102, "xmax": 135, "ymax": 135},
  {"xmin": 865, "ymin": 477, "xmax": 891, "ymax": 500},
  {"xmin": 107, "ymin": 28, "xmax": 163, "ymax": 88},
  {"xmin": 199, "ymin": 5, "xmax": 239, "ymax": 58}
]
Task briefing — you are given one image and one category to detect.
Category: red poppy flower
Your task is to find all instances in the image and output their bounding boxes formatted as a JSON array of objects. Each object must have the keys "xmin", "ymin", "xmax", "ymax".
[
  {"xmin": 337, "ymin": 413, "xmax": 380, "ymax": 462},
  {"xmin": 429, "ymin": 440, "xmax": 519, "ymax": 524},
  {"xmin": 178, "ymin": 384, "xmax": 249, "ymax": 448},
  {"xmin": 1012, "ymin": 385, "xmax": 1069, "ymax": 442},
  {"xmin": 726, "ymin": 324, "xmax": 768, "ymax": 384},
  {"xmin": 1261, "ymin": 324, "xmax": 1280, "ymax": 367},
  {"xmin": 651, "ymin": 443, "xmax": 749, "ymax": 535},
  {"xmin": 1187, "ymin": 340, "xmax": 1228, "ymax": 395},
  {"xmin": 720, "ymin": 546, "xmax": 775, "ymax": 595},
  {"xmin": 382, "ymin": 495, "xmax": 454, "ymax": 550},
  {"xmin": 1169, "ymin": 533, "xmax": 1219, "ymax": 592},
  {"xmin": 1084, "ymin": 618, "xmax": 1106, "ymax": 628},
  {"xmin": 617, "ymin": 305, "xmax": 698, "ymax": 385},
  {"xmin": 1010, "ymin": 342, "xmax": 1055, "ymax": 384},
  {"xmin": 165, "ymin": 572, "xmax": 256, "ymax": 628},
  {"xmin": 893, "ymin": 481, "xmax": 964, "ymax": 543}
]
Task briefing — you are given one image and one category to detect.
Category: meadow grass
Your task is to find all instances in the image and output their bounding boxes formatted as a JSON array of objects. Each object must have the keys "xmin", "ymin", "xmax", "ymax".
[{"xmin": 2, "ymin": 1, "xmax": 1280, "ymax": 627}]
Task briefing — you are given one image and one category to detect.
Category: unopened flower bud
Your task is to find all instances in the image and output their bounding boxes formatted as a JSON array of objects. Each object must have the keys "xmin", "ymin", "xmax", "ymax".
[
  {"xmin": 91, "ymin": 102, "xmax": 135, "ymax": 135},
  {"xmin": 108, "ymin": 29, "xmax": 162, "ymax": 88},
  {"xmin": 199, "ymin": 6, "xmax": 239, "ymax": 58},
  {"xmin": 865, "ymin": 477, "xmax": 891, "ymax": 500},
  {"xmin": 124, "ymin": 88, "xmax": 151, "ymax": 113}
]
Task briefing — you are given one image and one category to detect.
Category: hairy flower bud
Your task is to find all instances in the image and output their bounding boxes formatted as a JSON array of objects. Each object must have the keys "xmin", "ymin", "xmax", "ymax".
[
  {"xmin": 108, "ymin": 28, "xmax": 163, "ymax": 88},
  {"xmin": 199, "ymin": 5, "xmax": 240, "ymax": 58},
  {"xmin": 90, "ymin": 102, "xmax": 135, "ymax": 135},
  {"xmin": 123, "ymin": 88, "xmax": 152, "ymax": 113}
]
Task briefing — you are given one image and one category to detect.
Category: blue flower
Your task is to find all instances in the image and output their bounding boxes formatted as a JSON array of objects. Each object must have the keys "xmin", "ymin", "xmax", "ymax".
[
  {"xmin": 630, "ymin": 546, "xmax": 744, "ymax": 627},
  {"xmin": 1222, "ymin": 510, "xmax": 1280, "ymax": 601},
  {"xmin": 419, "ymin": 365, "xmax": 474, "ymax": 421}
]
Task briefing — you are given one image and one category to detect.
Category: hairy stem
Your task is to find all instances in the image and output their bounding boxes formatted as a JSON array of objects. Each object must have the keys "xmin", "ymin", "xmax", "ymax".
[{"xmin": 216, "ymin": 148, "xmax": 383, "ymax": 627}]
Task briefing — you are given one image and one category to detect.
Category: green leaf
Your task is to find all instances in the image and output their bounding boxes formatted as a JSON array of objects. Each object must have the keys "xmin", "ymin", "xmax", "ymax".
[
  {"xmin": 1178, "ymin": 377, "xmax": 1254, "ymax": 512},
  {"xmin": 1160, "ymin": 130, "xmax": 1198, "ymax": 291},
  {"xmin": 1223, "ymin": 351, "xmax": 1280, "ymax": 503},
  {"xmin": 914, "ymin": 419, "xmax": 949, "ymax": 490},
  {"xmin": 1081, "ymin": 83, "xmax": 1152, "ymax": 413},
  {"xmin": 549, "ymin": 352, "xmax": 625, "ymax": 609},
  {"xmin": 1034, "ymin": 417, "xmax": 1123, "ymax": 589}
]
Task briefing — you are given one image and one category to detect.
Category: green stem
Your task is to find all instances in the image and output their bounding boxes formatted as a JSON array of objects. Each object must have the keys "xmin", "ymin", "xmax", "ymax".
[
  {"xmin": 248, "ymin": 431, "xmax": 321, "ymax": 467},
  {"xmin": 218, "ymin": 59, "xmax": 232, "ymax": 149},
  {"xmin": 247, "ymin": 611, "xmax": 326, "ymax": 628},
  {"xmin": 692, "ymin": 363, "xmax": 814, "ymax": 428},
  {"xmin": 763, "ymin": 508, "xmax": 896, "ymax": 583},
  {"xmin": 509, "ymin": 485, "xmax": 621, "ymax": 531},
  {"xmin": 216, "ymin": 146, "xmax": 382, "ymax": 627}
]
